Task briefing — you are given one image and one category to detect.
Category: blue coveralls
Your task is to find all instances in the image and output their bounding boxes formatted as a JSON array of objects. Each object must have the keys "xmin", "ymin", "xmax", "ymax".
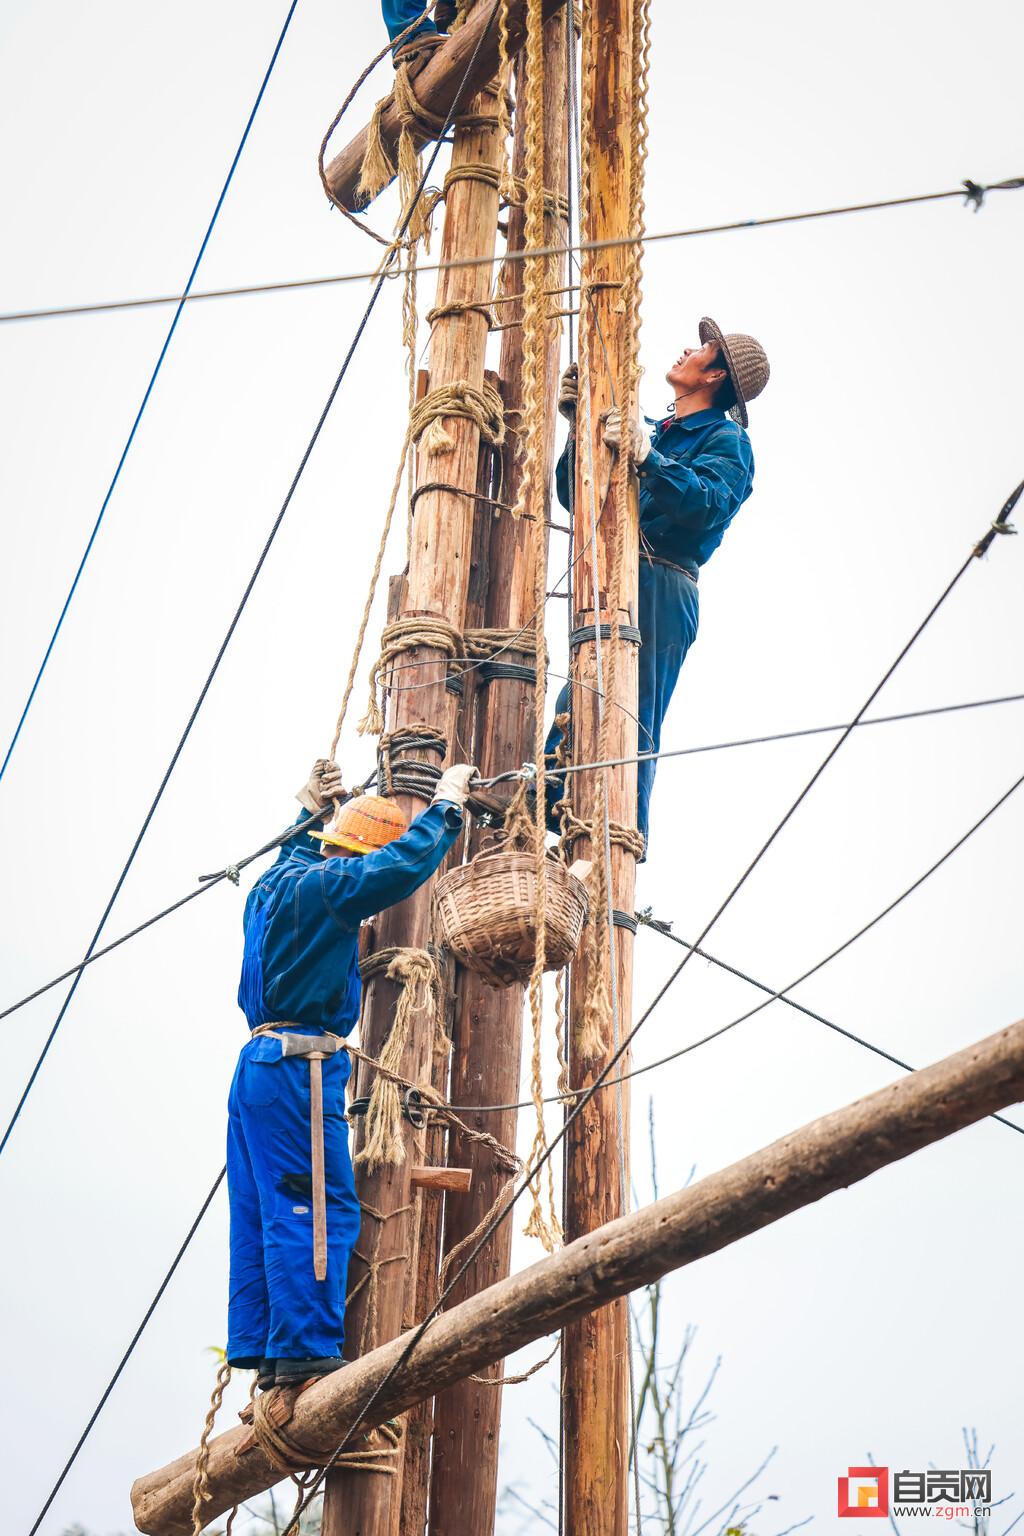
[
  {"xmin": 227, "ymin": 800, "xmax": 463, "ymax": 1366},
  {"xmin": 545, "ymin": 407, "xmax": 755, "ymax": 851},
  {"xmin": 382, "ymin": 1, "xmax": 438, "ymax": 45}
]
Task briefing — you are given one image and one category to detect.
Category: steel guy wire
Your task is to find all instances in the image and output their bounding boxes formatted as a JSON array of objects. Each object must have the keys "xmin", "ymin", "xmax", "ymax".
[
  {"xmin": 0, "ymin": 0, "xmax": 300, "ymax": 793},
  {"xmin": 2, "ymin": 687, "xmax": 1022, "ymax": 1026},
  {"xmin": 4, "ymin": 176, "xmax": 1022, "ymax": 325},
  {"xmin": 26, "ymin": 1167, "xmax": 227, "ymax": 1536},
  {"xmin": 0, "ymin": 7, "xmax": 498, "ymax": 1159}
]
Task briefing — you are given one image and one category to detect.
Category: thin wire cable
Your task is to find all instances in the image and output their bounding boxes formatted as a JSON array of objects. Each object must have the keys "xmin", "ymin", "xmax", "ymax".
[
  {"xmin": 26, "ymin": 1167, "xmax": 227, "ymax": 1536},
  {"xmin": 3, "ymin": 683, "xmax": 1021, "ymax": 1027},
  {"xmin": 4, "ymin": 176, "xmax": 1021, "ymax": 325},
  {"xmin": 0, "ymin": 4, "xmax": 500, "ymax": 1159},
  {"xmin": 0, "ymin": 0, "xmax": 300, "ymax": 791},
  {"xmin": 0, "ymin": 773, "xmax": 378, "ymax": 1024}
]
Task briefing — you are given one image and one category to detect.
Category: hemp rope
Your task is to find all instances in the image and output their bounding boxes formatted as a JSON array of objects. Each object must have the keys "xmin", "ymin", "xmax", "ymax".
[
  {"xmin": 248, "ymin": 1386, "xmax": 403, "ymax": 1477},
  {"xmin": 426, "ymin": 298, "xmax": 495, "ymax": 328},
  {"xmin": 190, "ymin": 1358, "xmax": 234, "ymax": 1536},
  {"xmin": 347, "ymin": 1200, "xmax": 414, "ymax": 1356},
  {"xmin": 469, "ymin": 1335, "xmax": 560, "ymax": 1386},
  {"xmin": 360, "ymin": 615, "xmax": 466, "ymax": 737},
  {"xmin": 410, "ymin": 377, "xmax": 506, "ymax": 456},
  {"xmin": 516, "ymin": 0, "xmax": 562, "ymax": 1253},
  {"xmin": 464, "ymin": 625, "xmax": 542, "ymax": 660},
  {"xmin": 354, "ymin": 948, "xmax": 439, "ymax": 1171}
]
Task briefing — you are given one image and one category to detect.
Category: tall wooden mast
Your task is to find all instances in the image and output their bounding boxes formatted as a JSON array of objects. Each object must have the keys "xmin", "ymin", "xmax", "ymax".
[
  {"xmin": 563, "ymin": 0, "xmax": 641, "ymax": 1531},
  {"xmin": 321, "ymin": 73, "xmax": 507, "ymax": 1536},
  {"xmin": 426, "ymin": 14, "xmax": 570, "ymax": 1536}
]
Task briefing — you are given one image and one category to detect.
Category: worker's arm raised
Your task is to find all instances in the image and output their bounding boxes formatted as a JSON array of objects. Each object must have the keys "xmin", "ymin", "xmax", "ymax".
[
  {"xmin": 318, "ymin": 802, "xmax": 463, "ymax": 928},
  {"xmin": 637, "ymin": 426, "xmax": 754, "ymax": 534}
]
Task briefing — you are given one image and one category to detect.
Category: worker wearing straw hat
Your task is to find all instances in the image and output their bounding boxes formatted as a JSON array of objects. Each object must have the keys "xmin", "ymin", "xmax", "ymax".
[
  {"xmin": 547, "ymin": 319, "xmax": 770, "ymax": 855},
  {"xmin": 227, "ymin": 756, "xmax": 475, "ymax": 1390}
]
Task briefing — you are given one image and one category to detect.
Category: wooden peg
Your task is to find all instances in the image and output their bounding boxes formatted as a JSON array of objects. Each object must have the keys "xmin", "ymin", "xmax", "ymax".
[{"xmin": 410, "ymin": 1166, "xmax": 473, "ymax": 1195}]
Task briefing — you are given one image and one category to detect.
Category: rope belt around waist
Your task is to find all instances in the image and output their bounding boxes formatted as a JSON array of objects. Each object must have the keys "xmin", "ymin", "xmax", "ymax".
[
  {"xmin": 642, "ymin": 552, "xmax": 698, "ymax": 583},
  {"xmin": 251, "ymin": 1025, "xmax": 343, "ymax": 1283}
]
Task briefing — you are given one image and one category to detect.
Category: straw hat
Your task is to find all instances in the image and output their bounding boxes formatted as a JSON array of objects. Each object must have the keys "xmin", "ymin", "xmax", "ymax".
[
  {"xmin": 314, "ymin": 794, "xmax": 408, "ymax": 855},
  {"xmin": 698, "ymin": 317, "xmax": 770, "ymax": 429}
]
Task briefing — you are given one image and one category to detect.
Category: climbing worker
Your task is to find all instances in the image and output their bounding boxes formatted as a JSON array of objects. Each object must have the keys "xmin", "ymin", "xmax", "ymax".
[
  {"xmin": 546, "ymin": 318, "xmax": 770, "ymax": 854},
  {"xmin": 382, "ymin": 1, "xmax": 456, "ymax": 63},
  {"xmin": 227, "ymin": 755, "xmax": 477, "ymax": 1389}
]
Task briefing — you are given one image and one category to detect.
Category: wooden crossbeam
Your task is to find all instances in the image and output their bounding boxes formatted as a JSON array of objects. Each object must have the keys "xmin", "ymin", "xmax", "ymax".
[
  {"xmin": 322, "ymin": 0, "xmax": 569, "ymax": 212},
  {"xmin": 131, "ymin": 1016, "xmax": 1024, "ymax": 1535}
]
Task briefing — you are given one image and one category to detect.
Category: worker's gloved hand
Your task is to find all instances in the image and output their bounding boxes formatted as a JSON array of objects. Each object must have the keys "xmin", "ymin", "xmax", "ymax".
[
  {"xmin": 296, "ymin": 758, "xmax": 345, "ymax": 814},
  {"xmin": 602, "ymin": 406, "xmax": 651, "ymax": 464},
  {"xmin": 557, "ymin": 362, "xmax": 579, "ymax": 420},
  {"xmin": 432, "ymin": 763, "xmax": 478, "ymax": 810}
]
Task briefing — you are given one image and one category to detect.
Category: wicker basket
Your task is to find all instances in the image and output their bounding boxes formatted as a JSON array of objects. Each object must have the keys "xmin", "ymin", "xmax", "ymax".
[{"xmin": 433, "ymin": 850, "xmax": 589, "ymax": 988}]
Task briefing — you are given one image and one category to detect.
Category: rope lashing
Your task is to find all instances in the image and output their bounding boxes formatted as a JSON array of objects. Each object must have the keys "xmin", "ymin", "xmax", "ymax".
[
  {"xmin": 378, "ymin": 724, "xmax": 447, "ymax": 801},
  {"xmin": 505, "ymin": 175, "xmax": 570, "ymax": 222},
  {"xmin": 359, "ymin": 615, "xmax": 466, "ymax": 736},
  {"xmin": 409, "ymin": 377, "xmax": 505, "ymax": 456},
  {"xmin": 569, "ymin": 621, "xmax": 642, "ymax": 649},
  {"xmin": 426, "ymin": 298, "xmax": 496, "ymax": 328},
  {"xmin": 443, "ymin": 161, "xmax": 502, "ymax": 194},
  {"xmin": 357, "ymin": 61, "xmax": 499, "ymax": 209},
  {"xmin": 347, "ymin": 1199, "xmax": 414, "ymax": 1355},
  {"xmin": 465, "ymin": 625, "xmax": 546, "ymax": 686},
  {"xmin": 247, "ymin": 1385, "xmax": 403, "ymax": 1476},
  {"xmin": 354, "ymin": 947, "xmax": 440, "ymax": 1171},
  {"xmin": 558, "ymin": 807, "xmax": 646, "ymax": 862}
]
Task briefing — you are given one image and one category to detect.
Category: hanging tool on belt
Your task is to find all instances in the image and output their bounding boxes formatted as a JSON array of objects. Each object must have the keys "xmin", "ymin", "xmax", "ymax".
[{"xmin": 252, "ymin": 1025, "xmax": 342, "ymax": 1282}]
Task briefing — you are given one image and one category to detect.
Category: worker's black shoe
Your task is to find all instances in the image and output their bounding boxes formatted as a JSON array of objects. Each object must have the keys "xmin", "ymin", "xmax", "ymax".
[
  {"xmin": 274, "ymin": 1356, "xmax": 345, "ymax": 1387},
  {"xmin": 257, "ymin": 1359, "xmax": 276, "ymax": 1392},
  {"xmin": 434, "ymin": 1, "xmax": 457, "ymax": 25},
  {"xmin": 392, "ymin": 32, "xmax": 447, "ymax": 75}
]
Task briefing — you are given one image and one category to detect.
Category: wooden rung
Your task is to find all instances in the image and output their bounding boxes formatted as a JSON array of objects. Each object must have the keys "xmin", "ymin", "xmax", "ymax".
[{"xmin": 410, "ymin": 1165, "xmax": 473, "ymax": 1194}]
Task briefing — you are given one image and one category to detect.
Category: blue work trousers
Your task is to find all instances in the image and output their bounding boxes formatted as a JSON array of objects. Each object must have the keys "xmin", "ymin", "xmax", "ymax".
[
  {"xmin": 382, "ymin": 1, "xmax": 438, "ymax": 43},
  {"xmin": 545, "ymin": 559, "xmax": 699, "ymax": 853},
  {"xmin": 226, "ymin": 1038, "xmax": 361, "ymax": 1363}
]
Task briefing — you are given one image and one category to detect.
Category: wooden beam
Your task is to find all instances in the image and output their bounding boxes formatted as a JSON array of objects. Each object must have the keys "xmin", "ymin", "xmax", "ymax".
[
  {"xmin": 132, "ymin": 1015, "xmax": 1024, "ymax": 1535},
  {"xmin": 565, "ymin": 0, "xmax": 640, "ymax": 1531},
  {"xmin": 323, "ymin": 0, "xmax": 569, "ymax": 212},
  {"xmin": 426, "ymin": 16, "xmax": 570, "ymax": 1534}
]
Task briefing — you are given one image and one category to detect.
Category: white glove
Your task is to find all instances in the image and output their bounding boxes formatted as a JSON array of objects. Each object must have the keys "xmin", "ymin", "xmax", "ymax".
[
  {"xmin": 432, "ymin": 763, "xmax": 478, "ymax": 809},
  {"xmin": 557, "ymin": 362, "xmax": 579, "ymax": 420},
  {"xmin": 296, "ymin": 758, "xmax": 345, "ymax": 814},
  {"xmin": 602, "ymin": 406, "xmax": 651, "ymax": 464}
]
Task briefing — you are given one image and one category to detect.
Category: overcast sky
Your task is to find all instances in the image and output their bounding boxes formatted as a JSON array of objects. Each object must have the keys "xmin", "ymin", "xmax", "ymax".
[{"xmin": 2, "ymin": 1, "xmax": 1023, "ymax": 1532}]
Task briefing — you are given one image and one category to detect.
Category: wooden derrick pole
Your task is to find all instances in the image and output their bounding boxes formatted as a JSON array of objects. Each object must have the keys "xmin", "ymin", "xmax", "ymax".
[
  {"xmin": 426, "ymin": 17, "xmax": 570, "ymax": 1536},
  {"xmin": 133, "ymin": 1015, "xmax": 1024, "ymax": 1534},
  {"xmin": 320, "ymin": 79, "xmax": 507, "ymax": 1536},
  {"xmin": 564, "ymin": 0, "xmax": 640, "ymax": 1532},
  {"xmin": 397, "ymin": 380, "xmax": 499, "ymax": 1536}
]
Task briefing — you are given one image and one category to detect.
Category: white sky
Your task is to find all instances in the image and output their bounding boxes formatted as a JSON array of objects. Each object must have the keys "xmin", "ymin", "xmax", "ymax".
[{"xmin": 1, "ymin": 1, "xmax": 1023, "ymax": 1532}]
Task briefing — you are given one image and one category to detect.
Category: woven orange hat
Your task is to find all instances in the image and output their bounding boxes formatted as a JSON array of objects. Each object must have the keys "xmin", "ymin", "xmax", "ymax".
[{"xmin": 315, "ymin": 794, "xmax": 408, "ymax": 855}]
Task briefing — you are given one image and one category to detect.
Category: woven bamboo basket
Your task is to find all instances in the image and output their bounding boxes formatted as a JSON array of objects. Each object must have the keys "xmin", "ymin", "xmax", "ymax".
[{"xmin": 433, "ymin": 850, "xmax": 589, "ymax": 988}]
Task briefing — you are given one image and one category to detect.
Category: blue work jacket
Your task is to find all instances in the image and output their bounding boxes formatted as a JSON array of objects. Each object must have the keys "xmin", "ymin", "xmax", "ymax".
[
  {"xmin": 556, "ymin": 406, "xmax": 754, "ymax": 574},
  {"xmin": 237, "ymin": 802, "xmax": 462, "ymax": 1064}
]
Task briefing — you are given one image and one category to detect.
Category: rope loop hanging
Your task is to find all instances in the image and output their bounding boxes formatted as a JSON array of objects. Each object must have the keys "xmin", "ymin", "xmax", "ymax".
[
  {"xmin": 354, "ymin": 947, "xmax": 440, "ymax": 1171},
  {"xmin": 359, "ymin": 615, "xmax": 466, "ymax": 737}
]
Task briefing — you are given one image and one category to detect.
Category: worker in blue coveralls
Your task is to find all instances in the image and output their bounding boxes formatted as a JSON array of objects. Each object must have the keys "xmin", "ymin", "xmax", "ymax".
[
  {"xmin": 546, "ymin": 317, "xmax": 771, "ymax": 856},
  {"xmin": 227, "ymin": 755, "xmax": 477, "ymax": 1390},
  {"xmin": 382, "ymin": 1, "xmax": 456, "ymax": 63}
]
